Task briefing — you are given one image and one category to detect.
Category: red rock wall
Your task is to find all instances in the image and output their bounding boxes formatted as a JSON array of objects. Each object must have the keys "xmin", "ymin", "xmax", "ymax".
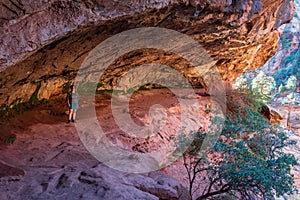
[{"xmin": 0, "ymin": 0, "xmax": 295, "ymax": 105}]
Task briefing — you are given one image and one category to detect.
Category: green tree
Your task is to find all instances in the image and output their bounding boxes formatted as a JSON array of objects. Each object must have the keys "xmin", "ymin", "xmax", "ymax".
[
  {"xmin": 251, "ymin": 71, "xmax": 276, "ymax": 104},
  {"xmin": 175, "ymin": 109, "xmax": 297, "ymax": 200},
  {"xmin": 233, "ymin": 76, "xmax": 248, "ymax": 89}
]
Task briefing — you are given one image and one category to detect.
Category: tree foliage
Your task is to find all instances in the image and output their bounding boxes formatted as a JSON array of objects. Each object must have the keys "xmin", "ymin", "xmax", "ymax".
[
  {"xmin": 286, "ymin": 75, "xmax": 297, "ymax": 92},
  {"xmin": 251, "ymin": 71, "xmax": 276, "ymax": 104},
  {"xmin": 278, "ymin": 84, "xmax": 285, "ymax": 94},
  {"xmin": 233, "ymin": 76, "xmax": 248, "ymax": 90},
  {"xmin": 175, "ymin": 108, "xmax": 297, "ymax": 200}
]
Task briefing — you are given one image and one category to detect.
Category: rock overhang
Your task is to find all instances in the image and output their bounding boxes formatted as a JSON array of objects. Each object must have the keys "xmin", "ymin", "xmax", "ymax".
[{"xmin": 0, "ymin": 0, "xmax": 295, "ymax": 105}]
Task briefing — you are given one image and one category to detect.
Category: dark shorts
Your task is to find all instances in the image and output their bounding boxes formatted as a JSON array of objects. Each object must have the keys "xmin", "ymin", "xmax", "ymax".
[{"xmin": 70, "ymin": 103, "xmax": 78, "ymax": 110}]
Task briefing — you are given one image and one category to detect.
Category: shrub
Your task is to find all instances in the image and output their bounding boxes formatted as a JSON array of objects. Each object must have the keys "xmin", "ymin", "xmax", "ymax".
[{"xmin": 4, "ymin": 136, "xmax": 16, "ymax": 143}]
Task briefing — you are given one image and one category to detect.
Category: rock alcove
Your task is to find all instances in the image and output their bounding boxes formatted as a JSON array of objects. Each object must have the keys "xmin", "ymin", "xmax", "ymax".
[
  {"xmin": 0, "ymin": 0, "xmax": 295, "ymax": 105},
  {"xmin": 0, "ymin": 0, "xmax": 297, "ymax": 199}
]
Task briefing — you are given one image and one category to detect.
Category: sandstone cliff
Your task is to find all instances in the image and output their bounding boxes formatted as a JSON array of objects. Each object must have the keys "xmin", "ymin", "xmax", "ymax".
[
  {"xmin": 0, "ymin": 1, "xmax": 298, "ymax": 199},
  {"xmin": 0, "ymin": 0, "xmax": 295, "ymax": 105},
  {"xmin": 261, "ymin": 0, "xmax": 299, "ymax": 85}
]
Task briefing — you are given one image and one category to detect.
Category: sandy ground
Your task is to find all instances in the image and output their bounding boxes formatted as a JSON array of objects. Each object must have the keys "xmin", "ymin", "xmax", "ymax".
[
  {"xmin": 1, "ymin": 88, "xmax": 299, "ymax": 199},
  {"xmin": 0, "ymin": 88, "xmax": 213, "ymax": 199}
]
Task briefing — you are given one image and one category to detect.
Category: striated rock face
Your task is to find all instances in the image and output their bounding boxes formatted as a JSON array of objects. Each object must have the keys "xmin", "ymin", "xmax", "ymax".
[
  {"xmin": 0, "ymin": 0, "xmax": 295, "ymax": 105},
  {"xmin": 260, "ymin": 0, "xmax": 299, "ymax": 80}
]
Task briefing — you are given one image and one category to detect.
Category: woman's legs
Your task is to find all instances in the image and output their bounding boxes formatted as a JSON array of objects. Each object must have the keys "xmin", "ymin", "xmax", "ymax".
[
  {"xmin": 72, "ymin": 110, "xmax": 77, "ymax": 122},
  {"xmin": 68, "ymin": 103, "xmax": 78, "ymax": 123},
  {"xmin": 68, "ymin": 109, "xmax": 74, "ymax": 122},
  {"xmin": 68, "ymin": 109, "xmax": 77, "ymax": 123}
]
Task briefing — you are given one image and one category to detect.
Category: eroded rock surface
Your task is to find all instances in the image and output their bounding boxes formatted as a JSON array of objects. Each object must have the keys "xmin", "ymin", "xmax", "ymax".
[
  {"xmin": 0, "ymin": 90, "xmax": 199, "ymax": 200},
  {"xmin": 262, "ymin": 0, "xmax": 300, "ymax": 77},
  {"xmin": 0, "ymin": 0, "xmax": 295, "ymax": 105}
]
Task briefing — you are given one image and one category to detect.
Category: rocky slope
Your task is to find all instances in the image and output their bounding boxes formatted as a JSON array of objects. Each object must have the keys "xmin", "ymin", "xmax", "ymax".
[{"xmin": 0, "ymin": 0, "xmax": 295, "ymax": 105}]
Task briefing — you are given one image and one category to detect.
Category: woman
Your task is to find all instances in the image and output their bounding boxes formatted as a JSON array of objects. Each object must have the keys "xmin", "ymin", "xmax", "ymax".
[{"xmin": 67, "ymin": 86, "xmax": 79, "ymax": 123}]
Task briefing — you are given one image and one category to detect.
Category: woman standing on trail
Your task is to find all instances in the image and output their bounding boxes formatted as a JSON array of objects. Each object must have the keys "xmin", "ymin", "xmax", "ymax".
[{"xmin": 67, "ymin": 85, "xmax": 79, "ymax": 123}]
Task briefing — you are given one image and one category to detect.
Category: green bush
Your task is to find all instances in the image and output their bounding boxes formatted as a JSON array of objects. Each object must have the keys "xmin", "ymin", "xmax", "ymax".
[
  {"xmin": 0, "ymin": 82, "xmax": 45, "ymax": 122},
  {"xmin": 282, "ymin": 98, "xmax": 288, "ymax": 105},
  {"xmin": 4, "ymin": 136, "xmax": 16, "ymax": 143},
  {"xmin": 278, "ymin": 84, "xmax": 285, "ymax": 93},
  {"xmin": 76, "ymin": 81, "xmax": 105, "ymax": 93}
]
